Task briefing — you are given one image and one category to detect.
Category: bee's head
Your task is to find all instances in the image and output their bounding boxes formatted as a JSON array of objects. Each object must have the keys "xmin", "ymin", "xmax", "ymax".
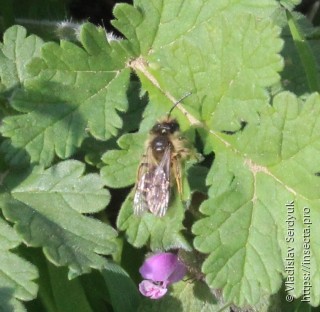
[
  {"xmin": 150, "ymin": 92, "xmax": 191, "ymax": 135},
  {"xmin": 151, "ymin": 119, "xmax": 179, "ymax": 135}
]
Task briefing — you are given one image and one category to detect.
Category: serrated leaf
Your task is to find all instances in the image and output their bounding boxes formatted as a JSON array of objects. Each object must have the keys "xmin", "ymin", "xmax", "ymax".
[
  {"xmin": 193, "ymin": 92, "xmax": 320, "ymax": 306},
  {"xmin": 0, "ymin": 25, "xmax": 43, "ymax": 89},
  {"xmin": 0, "ymin": 219, "xmax": 38, "ymax": 310},
  {"xmin": 113, "ymin": 0, "xmax": 279, "ymax": 55},
  {"xmin": 0, "ymin": 160, "xmax": 117, "ymax": 277},
  {"xmin": 0, "ymin": 216, "xmax": 21, "ymax": 250},
  {"xmin": 113, "ymin": 1, "xmax": 283, "ymax": 133},
  {"xmin": 0, "ymin": 23, "xmax": 131, "ymax": 166},
  {"xmin": 151, "ymin": 15, "xmax": 283, "ymax": 130},
  {"xmin": 0, "ymin": 252, "xmax": 38, "ymax": 301},
  {"xmin": 12, "ymin": 159, "xmax": 111, "ymax": 214},
  {"xmin": 0, "ymin": 291, "xmax": 27, "ymax": 312},
  {"xmin": 117, "ymin": 191, "xmax": 191, "ymax": 251},
  {"xmin": 101, "ymin": 133, "xmax": 145, "ymax": 188},
  {"xmin": 1, "ymin": 1, "xmax": 318, "ymax": 310}
]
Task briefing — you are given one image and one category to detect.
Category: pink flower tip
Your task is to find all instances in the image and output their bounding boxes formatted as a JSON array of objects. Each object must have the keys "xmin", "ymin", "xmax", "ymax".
[
  {"xmin": 139, "ymin": 280, "xmax": 168, "ymax": 299},
  {"xmin": 138, "ymin": 252, "xmax": 186, "ymax": 299}
]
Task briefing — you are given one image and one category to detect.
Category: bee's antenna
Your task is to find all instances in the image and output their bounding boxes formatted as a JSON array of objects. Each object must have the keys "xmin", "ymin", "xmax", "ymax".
[{"xmin": 168, "ymin": 92, "xmax": 192, "ymax": 118}]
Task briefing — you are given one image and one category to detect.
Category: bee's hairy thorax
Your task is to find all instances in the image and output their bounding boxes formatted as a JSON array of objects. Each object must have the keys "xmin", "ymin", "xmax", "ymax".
[{"xmin": 149, "ymin": 118, "xmax": 180, "ymax": 162}]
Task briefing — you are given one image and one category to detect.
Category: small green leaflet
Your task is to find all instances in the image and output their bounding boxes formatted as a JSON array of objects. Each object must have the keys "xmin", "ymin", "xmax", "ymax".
[
  {"xmin": 0, "ymin": 23, "xmax": 131, "ymax": 167},
  {"xmin": 0, "ymin": 26, "xmax": 43, "ymax": 89},
  {"xmin": 101, "ymin": 133, "xmax": 145, "ymax": 188},
  {"xmin": 0, "ymin": 218, "xmax": 38, "ymax": 311},
  {"xmin": 117, "ymin": 190, "xmax": 191, "ymax": 251},
  {"xmin": 0, "ymin": 160, "xmax": 117, "ymax": 278}
]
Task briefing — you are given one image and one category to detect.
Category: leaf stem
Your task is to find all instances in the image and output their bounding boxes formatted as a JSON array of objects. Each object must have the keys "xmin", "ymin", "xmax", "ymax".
[{"xmin": 286, "ymin": 10, "xmax": 320, "ymax": 93}]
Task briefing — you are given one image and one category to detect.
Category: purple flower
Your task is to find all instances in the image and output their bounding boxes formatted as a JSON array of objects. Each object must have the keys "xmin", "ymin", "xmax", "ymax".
[{"xmin": 139, "ymin": 252, "xmax": 186, "ymax": 299}]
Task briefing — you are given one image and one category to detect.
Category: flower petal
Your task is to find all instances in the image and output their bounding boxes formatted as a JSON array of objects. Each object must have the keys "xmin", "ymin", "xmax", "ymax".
[
  {"xmin": 139, "ymin": 253, "xmax": 178, "ymax": 282},
  {"xmin": 139, "ymin": 280, "xmax": 167, "ymax": 299},
  {"xmin": 167, "ymin": 259, "xmax": 186, "ymax": 284}
]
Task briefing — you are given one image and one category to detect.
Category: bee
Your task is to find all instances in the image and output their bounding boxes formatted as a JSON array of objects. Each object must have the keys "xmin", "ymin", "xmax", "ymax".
[{"xmin": 134, "ymin": 95, "xmax": 192, "ymax": 217}]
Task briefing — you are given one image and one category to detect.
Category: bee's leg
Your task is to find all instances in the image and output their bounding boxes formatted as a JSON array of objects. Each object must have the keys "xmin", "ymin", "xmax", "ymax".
[
  {"xmin": 172, "ymin": 155, "xmax": 183, "ymax": 197},
  {"xmin": 172, "ymin": 134, "xmax": 191, "ymax": 159},
  {"xmin": 178, "ymin": 148, "xmax": 190, "ymax": 159}
]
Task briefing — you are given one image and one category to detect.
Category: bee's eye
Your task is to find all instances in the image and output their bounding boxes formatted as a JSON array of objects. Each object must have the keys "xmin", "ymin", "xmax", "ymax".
[
  {"xmin": 151, "ymin": 120, "xmax": 180, "ymax": 134},
  {"xmin": 168, "ymin": 121, "xmax": 179, "ymax": 133},
  {"xmin": 152, "ymin": 123, "xmax": 161, "ymax": 133}
]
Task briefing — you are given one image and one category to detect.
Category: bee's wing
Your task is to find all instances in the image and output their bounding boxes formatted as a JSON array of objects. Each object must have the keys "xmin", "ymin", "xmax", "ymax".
[
  {"xmin": 133, "ymin": 173, "xmax": 149, "ymax": 215},
  {"xmin": 146, "ymin": 146, "xmax": 171, "ymax": 217},
  {"xmin": 133, "ymin": 148, "xmax": 152, "ymax": 215}
]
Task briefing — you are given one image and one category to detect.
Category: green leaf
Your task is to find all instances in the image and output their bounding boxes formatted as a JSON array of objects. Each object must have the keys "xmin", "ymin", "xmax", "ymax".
[
  {"xmin": 267, "ymin": 9, "xmax": 319, "ymax": 96},
  {"xmin": 0, "ymin": 23, "xmax": 131, "ymax": 166},
  {"xmin": 0, "ymin": 160, "xmax": 117, "ymax": 277},
  {"xmin": 0, "ymin": 215, "xmax": 21, "ymax": 250},
  {"xmin": 0, "ymin": 291, "xmax": 27, "ymax": 312},
  {"xmin": 187, "ymin": 165, "xmax": 209, "ymax": 194},
  {"xmin": 112, "ymin": 0, "xmax": 284, "ymax": 268},
  {"xmin": 112, "ymin": 3, "xmax": 143, "ymax": 56},
  {"xmin": 279, "ymin": 0, "xmax": 301, "ymax": 11},
  {"xmin": 82, "ymin": 80, "xmax": 146, "ymax": 167},
  {"xmin": 102, "ymin": 262, "xmax": 140, "ymax": 312},
  {"xmin": 11, "ymin": 159, "xmax": 111, "ymax": 214},
  {"xmin": 151, "ymin": 14, "xmax": 283, "ymax": 129},
  {"xmin": 113, "ymin": 1, "xmax": 283, "ymax": 133},
  {"xmin": 193, "ymin": 92, "xmax": 320, "ymax": 306},
  {"xmin": 0, "ymin": 218, "xmax": 38, "ymax": 311},
  {"xmin": 117, "ymin": 191, "xmax": 191, "ymax": 251},
  {"xmin": 1, "ymin": 0, "xmax": 319, "ymax": 310},
  {"xmin": 0, "ymin": 25, "xmax": 43, "ymax": 89},
  {"xmin": 47, "ymin": 262, "xmax": 94, "ymax": 312},
  {"xmin": 286, "ymin": 10, "xmax": 320, "ymax": 93},
  {"xmin": 101, "ymin": 133, "xmax": 145, "ymax": 188},
  {"xmin": 113, "ymin": 0, "xmax": 280, "ymax": 55},
  {"xmin": 18, "ymin": 247, "xmax": 95, "ymax": 312}
]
